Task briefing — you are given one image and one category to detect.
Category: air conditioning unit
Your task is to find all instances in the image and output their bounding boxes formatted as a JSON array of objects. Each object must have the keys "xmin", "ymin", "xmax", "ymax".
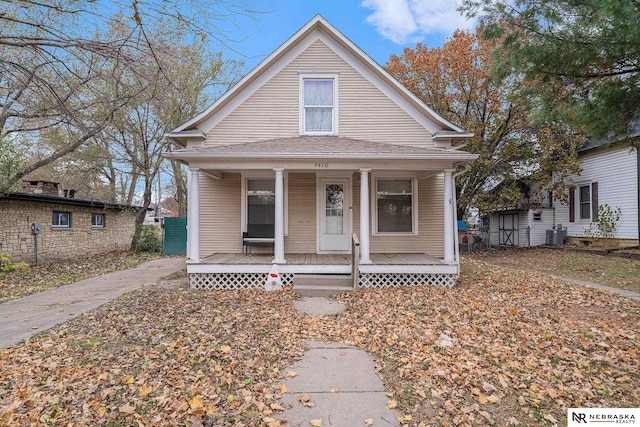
[{"xmin": 545, "ymin": 225, "xmax": 566, "ymax": 245}]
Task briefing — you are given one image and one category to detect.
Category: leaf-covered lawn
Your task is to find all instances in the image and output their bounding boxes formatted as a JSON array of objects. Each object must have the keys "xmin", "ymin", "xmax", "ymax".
[
  {"xmin": 1, "ymin": 260, "xmax": 638, "ymax": 426},
  {"xmin": 0, "ymin": 252, "xmax": 163, "ymax": 303},
  {"xmin": 468, "ymin": 247, "xmax": 640, "ymax": 294}
]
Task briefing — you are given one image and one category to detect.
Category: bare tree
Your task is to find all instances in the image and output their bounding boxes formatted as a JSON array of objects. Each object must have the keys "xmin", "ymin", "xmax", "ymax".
[{"xmin": 0, "ymin": 0, "xmax": 260, "ymax": 193}]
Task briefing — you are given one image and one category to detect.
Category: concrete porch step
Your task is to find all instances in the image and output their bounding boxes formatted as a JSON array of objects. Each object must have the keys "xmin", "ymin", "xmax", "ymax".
[{"xmin": 293, "ymin": 274, "xmax": 353, "ymax": 297}]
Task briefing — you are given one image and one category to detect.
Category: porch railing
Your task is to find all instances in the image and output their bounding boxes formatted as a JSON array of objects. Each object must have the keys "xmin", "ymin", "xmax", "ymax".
[{"xmin": 351, "ymin": 233, "xmax": 360, "ymax": 290}]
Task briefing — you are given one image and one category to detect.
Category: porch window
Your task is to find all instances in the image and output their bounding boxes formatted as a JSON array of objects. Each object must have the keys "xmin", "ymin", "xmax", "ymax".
[
  {"xmin": 247, "ymin": 179, "xmax": 275, "ymax": 237},
  {"xmin": 52, "ymin": 211, "xmax": 71, "ymax": 228},
  {"xmin": 375, "ymin": 179, "xmax": 415, "ymax": 234},
  {"xmin": 579, "ymin": 184, "xmax": 591, "ymax": 220},
  {"xmin": 300, "ymin": 74, "xmax": 337, "ymax": 135}
]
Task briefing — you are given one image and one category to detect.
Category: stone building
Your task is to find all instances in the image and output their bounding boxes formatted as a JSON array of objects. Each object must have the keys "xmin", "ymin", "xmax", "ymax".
[{"xmin": 1, "ymin": 180, "xmax": 142, "ymax": 264}]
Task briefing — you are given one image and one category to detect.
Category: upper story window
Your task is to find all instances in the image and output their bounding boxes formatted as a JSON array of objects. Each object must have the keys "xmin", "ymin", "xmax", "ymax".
[{"xmin": 300, "ymin": 74, "xmax": 338, "ymax": 135}]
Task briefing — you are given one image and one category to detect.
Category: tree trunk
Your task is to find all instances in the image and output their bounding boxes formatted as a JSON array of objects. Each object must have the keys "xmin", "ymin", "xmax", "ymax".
[{"xmin": 130, "ymin": 182, "xmax": 153, "ymax": 251}]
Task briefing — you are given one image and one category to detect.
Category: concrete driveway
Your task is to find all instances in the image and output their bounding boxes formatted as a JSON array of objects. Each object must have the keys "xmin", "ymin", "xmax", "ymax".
[{"xmin": 0, "ymin": 257, "xmax": 185, "ymax": 348}]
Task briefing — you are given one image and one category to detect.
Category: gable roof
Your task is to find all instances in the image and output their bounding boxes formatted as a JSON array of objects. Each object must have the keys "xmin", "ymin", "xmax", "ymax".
[
  {"xmin": 168, "ymin": 15, "xmax": 471, "ymax": 146},
  {"xmin": 164, "ymin": 136, "xmax": 478, "ymax": 161}
]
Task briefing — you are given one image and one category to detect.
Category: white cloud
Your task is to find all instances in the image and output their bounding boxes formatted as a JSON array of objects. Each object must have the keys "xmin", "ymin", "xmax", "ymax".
[{"xmin": 361, "ymin": 0, "xmax": 474, "ymax": 45}]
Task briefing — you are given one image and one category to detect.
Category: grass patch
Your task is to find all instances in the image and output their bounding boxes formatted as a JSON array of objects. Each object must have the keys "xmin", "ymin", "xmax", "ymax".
[
  {"xmin": 0, "ymin": 251, "xmax": 163, "ymax": 303},
  {"xmin": 467, "ymin": 248, "xmax": 640, "ymax": 294}
]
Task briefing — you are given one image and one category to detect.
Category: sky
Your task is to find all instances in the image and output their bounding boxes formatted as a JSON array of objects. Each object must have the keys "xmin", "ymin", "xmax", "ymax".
[{"xmin": 221, "ymin": 0, "xmax": 475, "ymax": 72}]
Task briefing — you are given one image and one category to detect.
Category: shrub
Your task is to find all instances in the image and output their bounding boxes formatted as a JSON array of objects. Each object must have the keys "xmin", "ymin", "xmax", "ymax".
[
  {"xmin": 584, "ymin": 204, "xmax": 622, "ymax": 246},
  {"xmin": 134, "ymin": 225, "xmax": 162, "ymax": 253},
  {"xmin": 0, "ymin": 253, "xmax": 29, "ymax": 272}
]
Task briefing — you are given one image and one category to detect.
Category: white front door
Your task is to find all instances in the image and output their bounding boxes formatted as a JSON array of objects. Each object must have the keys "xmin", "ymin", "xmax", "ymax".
[{"xmin": 318, "ymin": 178, "xmax": 350, "ymax": 252}]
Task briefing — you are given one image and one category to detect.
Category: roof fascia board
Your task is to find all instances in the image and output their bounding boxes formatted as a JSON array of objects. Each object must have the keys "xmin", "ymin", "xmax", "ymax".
[
  {"xmin": 197, "ymin": 34, "xmax": 318, "ymax": 134},
  {"xmin": 315, "ymin": 24, "xmax": 467, "ymax": 134},
  {"xmin": 171, "ymin": 16, "xmax": 325, "ymax": 134},
  {"xmin": 164, "ymin": 151, "xmax": 479, "ymax": 161}
]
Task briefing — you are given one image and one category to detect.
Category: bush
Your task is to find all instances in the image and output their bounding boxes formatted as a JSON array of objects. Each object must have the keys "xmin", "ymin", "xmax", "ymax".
[
  {"xmin": 134, "ymin": 225, "xmax": 162, "ymax": 253},
  {"xmin": 0, "ymin": 253, "xmax": 29, "ymax": 272}
]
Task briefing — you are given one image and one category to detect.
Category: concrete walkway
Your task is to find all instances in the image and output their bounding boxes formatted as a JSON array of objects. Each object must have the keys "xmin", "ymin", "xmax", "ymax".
[
  {"xmin": 556, "ymin": 276, "xmax": 640, "ymax": 302},
  {"xmin": 283, "ymin": 298, "xmax": 400, "ymax": 426},
  {"xmin": 0, "ymin": 257, "xmax": 185, "ymax": 348}
]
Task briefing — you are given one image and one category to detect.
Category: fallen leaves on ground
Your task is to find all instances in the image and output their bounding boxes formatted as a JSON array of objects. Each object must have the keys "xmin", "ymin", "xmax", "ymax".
[
  {"xmin": 468, "ymin": 247, "xmax": 640, "ymax": 293},
  {"xmin": 0, "ymin": 258, "xmax": 638, "ymax": 426},
  {"xmin": 0, "ymin": 251, "xmax": 163, "ymax": 303}
]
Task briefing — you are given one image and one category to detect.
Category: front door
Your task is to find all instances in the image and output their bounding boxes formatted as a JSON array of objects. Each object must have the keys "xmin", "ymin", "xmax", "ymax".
[{"xmin": 319, "ymin": 178, "xmax": 350, "ymax": 252}]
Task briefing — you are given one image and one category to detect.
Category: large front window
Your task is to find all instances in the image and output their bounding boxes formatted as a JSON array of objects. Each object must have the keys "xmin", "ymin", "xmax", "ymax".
[
  {"xmin": 247, "ymin": 179, "xmax": 275, "ymax": 237},
  {"xmin": 375, "ymin": 179, "xmax": 415, "ymax": 234},
  {"xmin": 300, "ymin": 74, "xmax": 337, "ymax": 135}
]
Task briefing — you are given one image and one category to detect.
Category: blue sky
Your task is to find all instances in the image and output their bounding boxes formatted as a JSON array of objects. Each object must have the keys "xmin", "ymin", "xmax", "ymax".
[{"xmin": 223, "ymin": 0, "xmax": 474, "ymax": 72}]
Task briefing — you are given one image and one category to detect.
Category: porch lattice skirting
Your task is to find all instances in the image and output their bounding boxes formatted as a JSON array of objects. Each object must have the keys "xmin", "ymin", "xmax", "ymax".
[
  {"xmin": 358, "ymin": 273, "xmax": 456, "ymax": 289},
  {"xmin": 189, "ymin": 273, "xmax": 295, "ymax": 290},
  {"xmin": 189, "ymin": 272, "xmax": 456, "ymax": 290}
]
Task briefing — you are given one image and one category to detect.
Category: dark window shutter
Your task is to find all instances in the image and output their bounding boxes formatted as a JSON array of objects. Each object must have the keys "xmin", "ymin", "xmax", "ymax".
[
  {"xmin": 591, "ymin": 182, "xmax": 599, "ymax": 221},
  {"xmin": 569, "ymin": 188, "xmax": 575, "ymax": 223}
]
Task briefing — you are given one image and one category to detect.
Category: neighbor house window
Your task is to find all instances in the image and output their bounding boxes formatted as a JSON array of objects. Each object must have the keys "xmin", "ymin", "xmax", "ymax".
[
  {"xmin": 52, "ymin": 211, "xmax": 71, "ymax": 228},
  {"xmin": 300, "ymin": 74, "xmax": 337, "ymax": 135},
  {"xmin": 375, "ymin": 178, "xmax": 415, "ymax": 234},
  {"xmin": 247, "ymin": 179, "xmax": 275, "ymax": 237},
  {"xmin": 92, "ymin": 213, "xmax": 105, "ymax": 228},
  {"xmin": 579, "ymin": 184, "xmax": 591, "ymax": 220}
]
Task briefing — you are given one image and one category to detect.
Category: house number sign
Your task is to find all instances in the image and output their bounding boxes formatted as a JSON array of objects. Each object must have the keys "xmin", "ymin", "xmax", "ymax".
[{"xmin": 314, "ymin": 162, "xmax": 329, "ymax": 168}]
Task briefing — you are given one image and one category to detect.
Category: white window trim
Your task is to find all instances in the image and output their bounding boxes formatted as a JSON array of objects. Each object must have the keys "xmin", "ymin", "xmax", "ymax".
[
  {"xmin": 91, "ymin": 213, "xmax": 105, "ymax": 228},
  {"xmin": 577, "ymin": 182, "xmax": 592, "ymax": 222},
  {"xmin": 299, "ymin": 72, "xmax": 339, "ymax": 136},
  {"xmin": 241, "ymin": 172, "xmax": 288, "ymax": 236},
  {"xmin": 52, "ymin": 211, "xmax": 71, "ymax": 228},
  {"xmin": 371, "ymin": 175, "xmax": 419, "ymax": 236}
]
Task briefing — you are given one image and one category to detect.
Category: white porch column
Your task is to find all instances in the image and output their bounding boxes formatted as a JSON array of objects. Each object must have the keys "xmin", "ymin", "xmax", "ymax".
[
  {"xmin": 359, "ymin": 168, "xmax": 371, "ymax": 264},
  {"xmin": 273, "ymin": 168, "xmax": 286, "ymax": 264},
  {"xmin": 444, "ymin": 169, "xmax": 455, "ymax": 263},
  {"xmin": 187, "ymin": 167, "xmax": 200, "ymax": 262}
]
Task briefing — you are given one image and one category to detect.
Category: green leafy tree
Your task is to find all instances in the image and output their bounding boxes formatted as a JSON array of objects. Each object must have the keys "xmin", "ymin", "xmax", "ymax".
[
  {"xmin": 0, "ymin": 136, "xmax": 26, "ymax": 193},
  {"xmin": 460, "ymin": 0, "xmax": 640, "ymax": 139}
]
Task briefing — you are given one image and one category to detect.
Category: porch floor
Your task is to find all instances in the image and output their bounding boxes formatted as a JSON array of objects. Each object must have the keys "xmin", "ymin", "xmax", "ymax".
[{"xmin": 198, "ymin": 253, "xmax": 443, "ymax": 266}]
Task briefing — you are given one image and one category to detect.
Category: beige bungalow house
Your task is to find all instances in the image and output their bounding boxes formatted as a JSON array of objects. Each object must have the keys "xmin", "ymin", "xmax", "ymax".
[{"xmin": 165, "ymin": 15, "xmax": 478, "ymax": 291}]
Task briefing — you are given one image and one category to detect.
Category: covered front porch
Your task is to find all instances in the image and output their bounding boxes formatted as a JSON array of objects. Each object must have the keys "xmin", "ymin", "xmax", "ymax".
[{"xmin": 187, "ymin": 246, "xmax": 458, "ymax": 290}]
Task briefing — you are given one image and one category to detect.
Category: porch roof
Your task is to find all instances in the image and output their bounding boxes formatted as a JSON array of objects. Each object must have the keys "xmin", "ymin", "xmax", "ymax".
[{"xmin": 164, "ymin": 136, "xmax": 478, "ymax": 162}]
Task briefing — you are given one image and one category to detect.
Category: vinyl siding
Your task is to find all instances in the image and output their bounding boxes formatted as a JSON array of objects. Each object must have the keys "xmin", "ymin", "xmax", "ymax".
[
  {"xmin": 352, "ymin": 172, "xmax": 444, "ymax": 255},
  {"xmin": 199, "ymin": 173, "xmax": 242, "ymax": 254},
  {"xmin": 286, "ymin": 173, "xmax": 316, "ymax": 252},
  {"xmin": 555, "ymin": 146, "xmax": 638, "ymax": 239},
  {"xmin": 528, "ymin": 209, "xmax": 554, "ymax": 246},
  {"xmin": 206, "ymin": 39, "xmax": 434, "ymax": 147}
]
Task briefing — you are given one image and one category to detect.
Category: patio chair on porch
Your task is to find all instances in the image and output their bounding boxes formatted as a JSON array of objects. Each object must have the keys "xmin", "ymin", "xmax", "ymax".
[{"xmin": 243, "ymin": 224, "xmax": 275, "ymax": 255}]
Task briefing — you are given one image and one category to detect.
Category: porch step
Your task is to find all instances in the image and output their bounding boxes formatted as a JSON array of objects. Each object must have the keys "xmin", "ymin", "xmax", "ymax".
[{"xmin": 293, "ymin": 274, "xmax": 353, "ymax": 297}]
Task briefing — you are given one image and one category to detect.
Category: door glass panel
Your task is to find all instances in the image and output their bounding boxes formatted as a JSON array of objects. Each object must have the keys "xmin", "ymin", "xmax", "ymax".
[{"xmin": 325, "ymin": 184, "xmax": 344, "ymax": 235}]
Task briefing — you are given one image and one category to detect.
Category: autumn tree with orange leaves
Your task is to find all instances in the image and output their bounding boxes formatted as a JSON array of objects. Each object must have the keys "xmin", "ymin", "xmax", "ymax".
[{"xmin": 386, "ymin": 28, "xmax": 583, "ymax": 217}]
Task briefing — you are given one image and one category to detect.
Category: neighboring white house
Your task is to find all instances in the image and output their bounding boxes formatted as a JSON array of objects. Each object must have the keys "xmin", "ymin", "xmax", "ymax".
[
  {"xmin": 556, "ymin": 137, "xmax": 639, "ymax": 244},
  {"xmin": 487, "ymin": 136, "xmax": 639, "ymax": 248},
  {"xmin": 164, "ymin": 15, "xmax": 477, "ymax": 290}
]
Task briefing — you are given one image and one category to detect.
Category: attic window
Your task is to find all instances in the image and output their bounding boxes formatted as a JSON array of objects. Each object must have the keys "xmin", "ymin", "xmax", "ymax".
[{"xmin": 300, "ymin": 74, "xmax": 338, "ymax": 135}]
